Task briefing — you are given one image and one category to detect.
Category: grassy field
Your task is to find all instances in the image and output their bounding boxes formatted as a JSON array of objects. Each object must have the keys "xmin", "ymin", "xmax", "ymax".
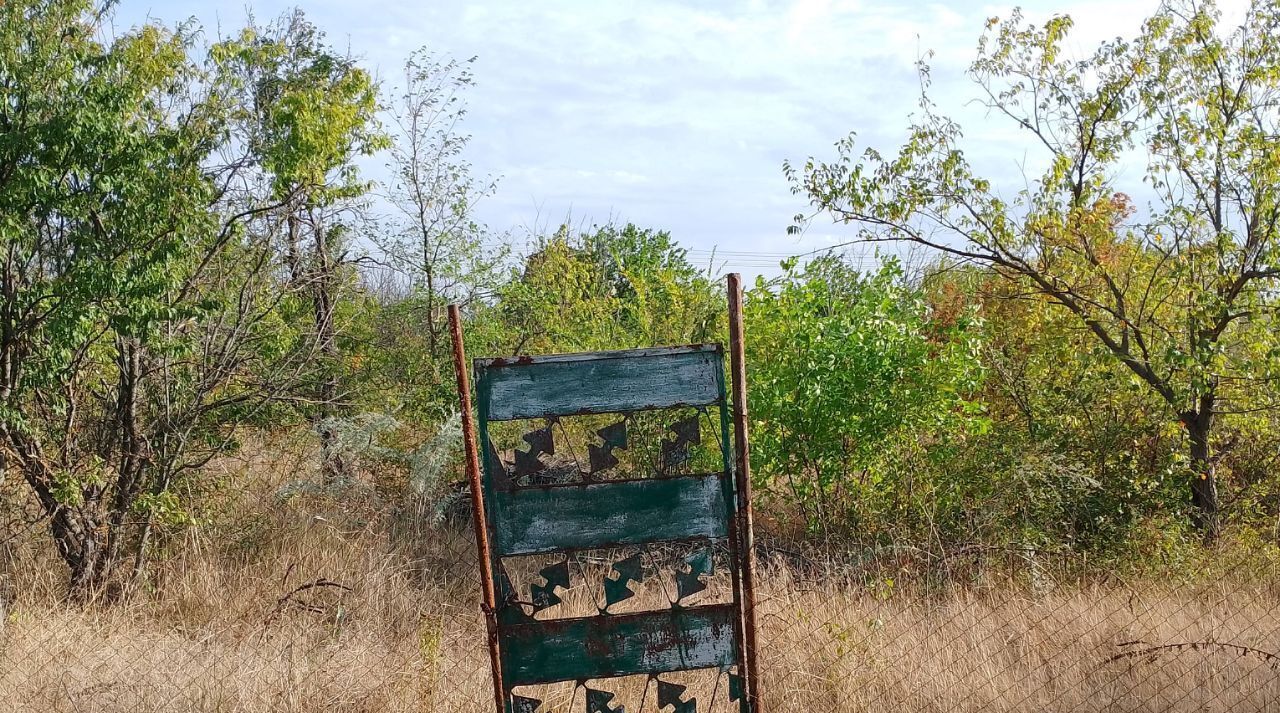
[{"xmin": 3, "ymin": 441, "xmax": 1278, "ymax": 712}]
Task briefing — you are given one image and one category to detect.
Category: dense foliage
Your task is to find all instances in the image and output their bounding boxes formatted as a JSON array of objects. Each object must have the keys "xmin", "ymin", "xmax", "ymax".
[
  {"xmin": 790, "ymin": 0, "xmax": 1280, "ymax": 540},
  {"xmin": 3, "ymin": 0, "xmax": 1280, "ymax": 597},
  {"xmin": 745, "ymin": 257, "xmax": 986, "ymax": 537}
]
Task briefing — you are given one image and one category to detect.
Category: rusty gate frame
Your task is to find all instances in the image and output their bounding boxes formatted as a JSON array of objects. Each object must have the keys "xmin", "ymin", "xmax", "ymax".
[{"xmin": 448, "ymin": 274, "xmax": 761, "ymax": 712}]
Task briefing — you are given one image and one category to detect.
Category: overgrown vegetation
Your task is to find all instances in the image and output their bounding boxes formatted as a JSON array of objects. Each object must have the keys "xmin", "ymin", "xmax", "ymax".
[
  {"xmin": 789, "ymin": 0, "xmax": 1280, "ymax": 542},
  {"xmin": 2, "ymin": 0, "xmax": 1280, "ymax": 607}
]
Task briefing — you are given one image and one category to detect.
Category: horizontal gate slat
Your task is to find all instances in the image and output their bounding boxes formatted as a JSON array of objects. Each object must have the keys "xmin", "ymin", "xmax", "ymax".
[
  {"xmin": 491, "ymin": 474, "xmax": 728, "ymax": 556},
  {"xmin": 500, "ymin": 604, "xmax": 739, "ymax": 686},
  {"xmin": 476, "ymin": 345, "xmax": 722, "ymax": 421}
]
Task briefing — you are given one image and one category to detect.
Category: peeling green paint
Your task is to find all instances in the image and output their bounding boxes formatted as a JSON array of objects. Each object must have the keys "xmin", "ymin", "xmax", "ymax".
[{"xmin": 471, "ymin": 344, "xmax": 755, "ymax": 713}]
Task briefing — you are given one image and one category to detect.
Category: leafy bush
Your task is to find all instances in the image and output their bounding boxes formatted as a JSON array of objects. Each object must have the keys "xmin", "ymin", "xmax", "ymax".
[{"xmin": 745, "ymin": 256, "xmax": 986, "ymax": 536}]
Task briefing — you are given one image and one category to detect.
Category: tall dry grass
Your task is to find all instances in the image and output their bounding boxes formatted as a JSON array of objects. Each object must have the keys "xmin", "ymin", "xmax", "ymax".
[{"xmin": 2, "ymin": 438, "xmax": 1278, "ymax": 712}]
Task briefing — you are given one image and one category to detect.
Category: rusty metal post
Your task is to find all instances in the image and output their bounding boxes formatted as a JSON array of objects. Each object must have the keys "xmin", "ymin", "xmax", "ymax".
[
  {"xmin": 448, "ymin": 304, "xmax": 506, "ymax": 713},
  {"xmin": 726, "ymin": 274, "xmax": 763, "ymax": 710}
]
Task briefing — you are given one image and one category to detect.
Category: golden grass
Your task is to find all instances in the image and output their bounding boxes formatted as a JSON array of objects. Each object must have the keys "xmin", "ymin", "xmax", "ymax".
[{"xmin": 2, "ymin": 441, "xmax": 1279, "ymax": 712}]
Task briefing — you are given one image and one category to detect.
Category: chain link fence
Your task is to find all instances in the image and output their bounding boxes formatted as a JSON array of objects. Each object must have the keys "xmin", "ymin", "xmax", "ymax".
[
  {"xmin": 2, "ymin": 433, "xmax": 1278, "ymax": 711},
  {"xmin": 752, "ymin": 538, "xmax": 1280, "ymax": 712}
]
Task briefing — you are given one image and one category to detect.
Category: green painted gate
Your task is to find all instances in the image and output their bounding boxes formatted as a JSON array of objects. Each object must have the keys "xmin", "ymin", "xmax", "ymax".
[{"xmin": 448, "ymin": 276, "xmax": 761, "ymax": 713}]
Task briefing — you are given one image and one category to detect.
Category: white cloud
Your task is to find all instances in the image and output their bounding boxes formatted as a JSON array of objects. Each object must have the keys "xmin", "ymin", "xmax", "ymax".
[
  {"xmin": 112, "ymin": 0, "xmax": 1243, "ymax": 277},
  {"xmin": 786, "ymin": 0, "xmax": 833, "ymax": 43}
]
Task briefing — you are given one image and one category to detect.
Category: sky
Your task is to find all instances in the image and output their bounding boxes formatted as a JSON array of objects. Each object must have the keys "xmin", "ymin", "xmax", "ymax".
[{"xmin": 112, "ymin": 0, "xmax": 1247, "ymax": 279}]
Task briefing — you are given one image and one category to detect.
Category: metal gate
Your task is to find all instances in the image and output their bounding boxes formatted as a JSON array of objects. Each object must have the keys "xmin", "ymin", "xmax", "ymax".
[{"xmin": 448, "ymin": 275, "xmax": 761, "ymax": 712}]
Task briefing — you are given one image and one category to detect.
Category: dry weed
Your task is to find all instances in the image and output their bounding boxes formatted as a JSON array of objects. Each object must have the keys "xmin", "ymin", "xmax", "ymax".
[{"xmin": 2, "ymin": 439, "xmax": 1278, "ymax": 711}]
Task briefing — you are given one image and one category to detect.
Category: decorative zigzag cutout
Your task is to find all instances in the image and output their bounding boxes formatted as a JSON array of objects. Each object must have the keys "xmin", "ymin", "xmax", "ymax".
[
  {"xmin": 657, "ymin": 680, "xmax": 696, "ymax": 713},
  {"xmin": 585, "ymin": 687, "xmax": 625, "ymax": 713},
  {"xmin": 602, "ymin": 553, "xmax": 645, "ymax": 611},
  {"xmin": 514, "ymin": 425, "xmax": 555, "ymax": 479},
  {"xmin": 588, "ymin": 420, "xmax": 628, "ymax": 475},
  {"xmin": 660, "ymin": 416, "xmax": 701, "ymax": 473},
  {"xmin": 529, "ymin": 559, "xmax": 571, "ymax": 613},
  {"xmin": 675, "ymin": 547, "xmax": 714, "ymax": 603}
]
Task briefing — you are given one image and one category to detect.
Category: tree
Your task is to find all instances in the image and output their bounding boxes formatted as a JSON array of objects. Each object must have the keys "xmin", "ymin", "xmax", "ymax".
[
  {"xmin": 495, "ymin": 223, "xmax": 721, "ymax": 356},
  {"xmin": 0, "ymin": 0, "xmax": 220, "ymax": 595},
  {"xmin": 0, "ymin": 0, "xmax": 394, "ymax": 595},
  {"xmin": 926, "ymin": 266, "xmax": 1188, "ymax": 550},
  {"xmin": 584, "ymin": 223, "xmax": 722, "ymax": 345},
  {"xmin": 378, "ymin": 50, "xmax": 502, "ymax": 355},
  {"xmin": 789, "ymin": 0, "xmax": 1280, "ymax": 538},
  {"xmin": 219, "ymin": 10, "xmax": 386, "ymax": 482},
  {"xmin": 354, "ymin": 50, "xmax": 505, "ymax": 420},
  {"xmin": 0, "ymin": 1, "xmax": 375, "ymax": 597}
]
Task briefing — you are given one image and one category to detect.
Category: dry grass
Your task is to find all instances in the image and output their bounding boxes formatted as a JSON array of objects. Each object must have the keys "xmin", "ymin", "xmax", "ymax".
[{"xmin": 2, "ymin": 440, "xmax": 1279, "ymax": 712}]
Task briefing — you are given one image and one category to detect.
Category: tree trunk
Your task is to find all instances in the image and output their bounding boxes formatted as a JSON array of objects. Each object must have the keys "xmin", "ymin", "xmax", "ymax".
[
  {"xmin": 1184, "ymin": 406, "xmax": 1219, "ymax": 541},
  {"xmin": 56, "ymin": 507, "xmax": 103, "ymax": 599},
  {"xmin": 100, "ymin": 337, "xmax": 148, "ymax": 596},
  {"xmin": 310, "ymin": 215, "xmax": 346, "ymax": 484},
  {"xmin": 5, "ymin": 427, "xmax": 104, "ymax": 598}
]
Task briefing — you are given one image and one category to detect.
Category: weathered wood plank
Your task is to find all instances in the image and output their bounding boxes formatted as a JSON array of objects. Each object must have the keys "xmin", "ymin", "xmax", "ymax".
[
  {"xmin": 491, "ymin": 474, "xmax": 728, "ymax": 556},
  {"xmin": 500, "ymin": 604, "xmax": 739, "ymax": 686},
  {"xmin": 476, "ymin": 345, "xmax": 722, "ymax": 421}
]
